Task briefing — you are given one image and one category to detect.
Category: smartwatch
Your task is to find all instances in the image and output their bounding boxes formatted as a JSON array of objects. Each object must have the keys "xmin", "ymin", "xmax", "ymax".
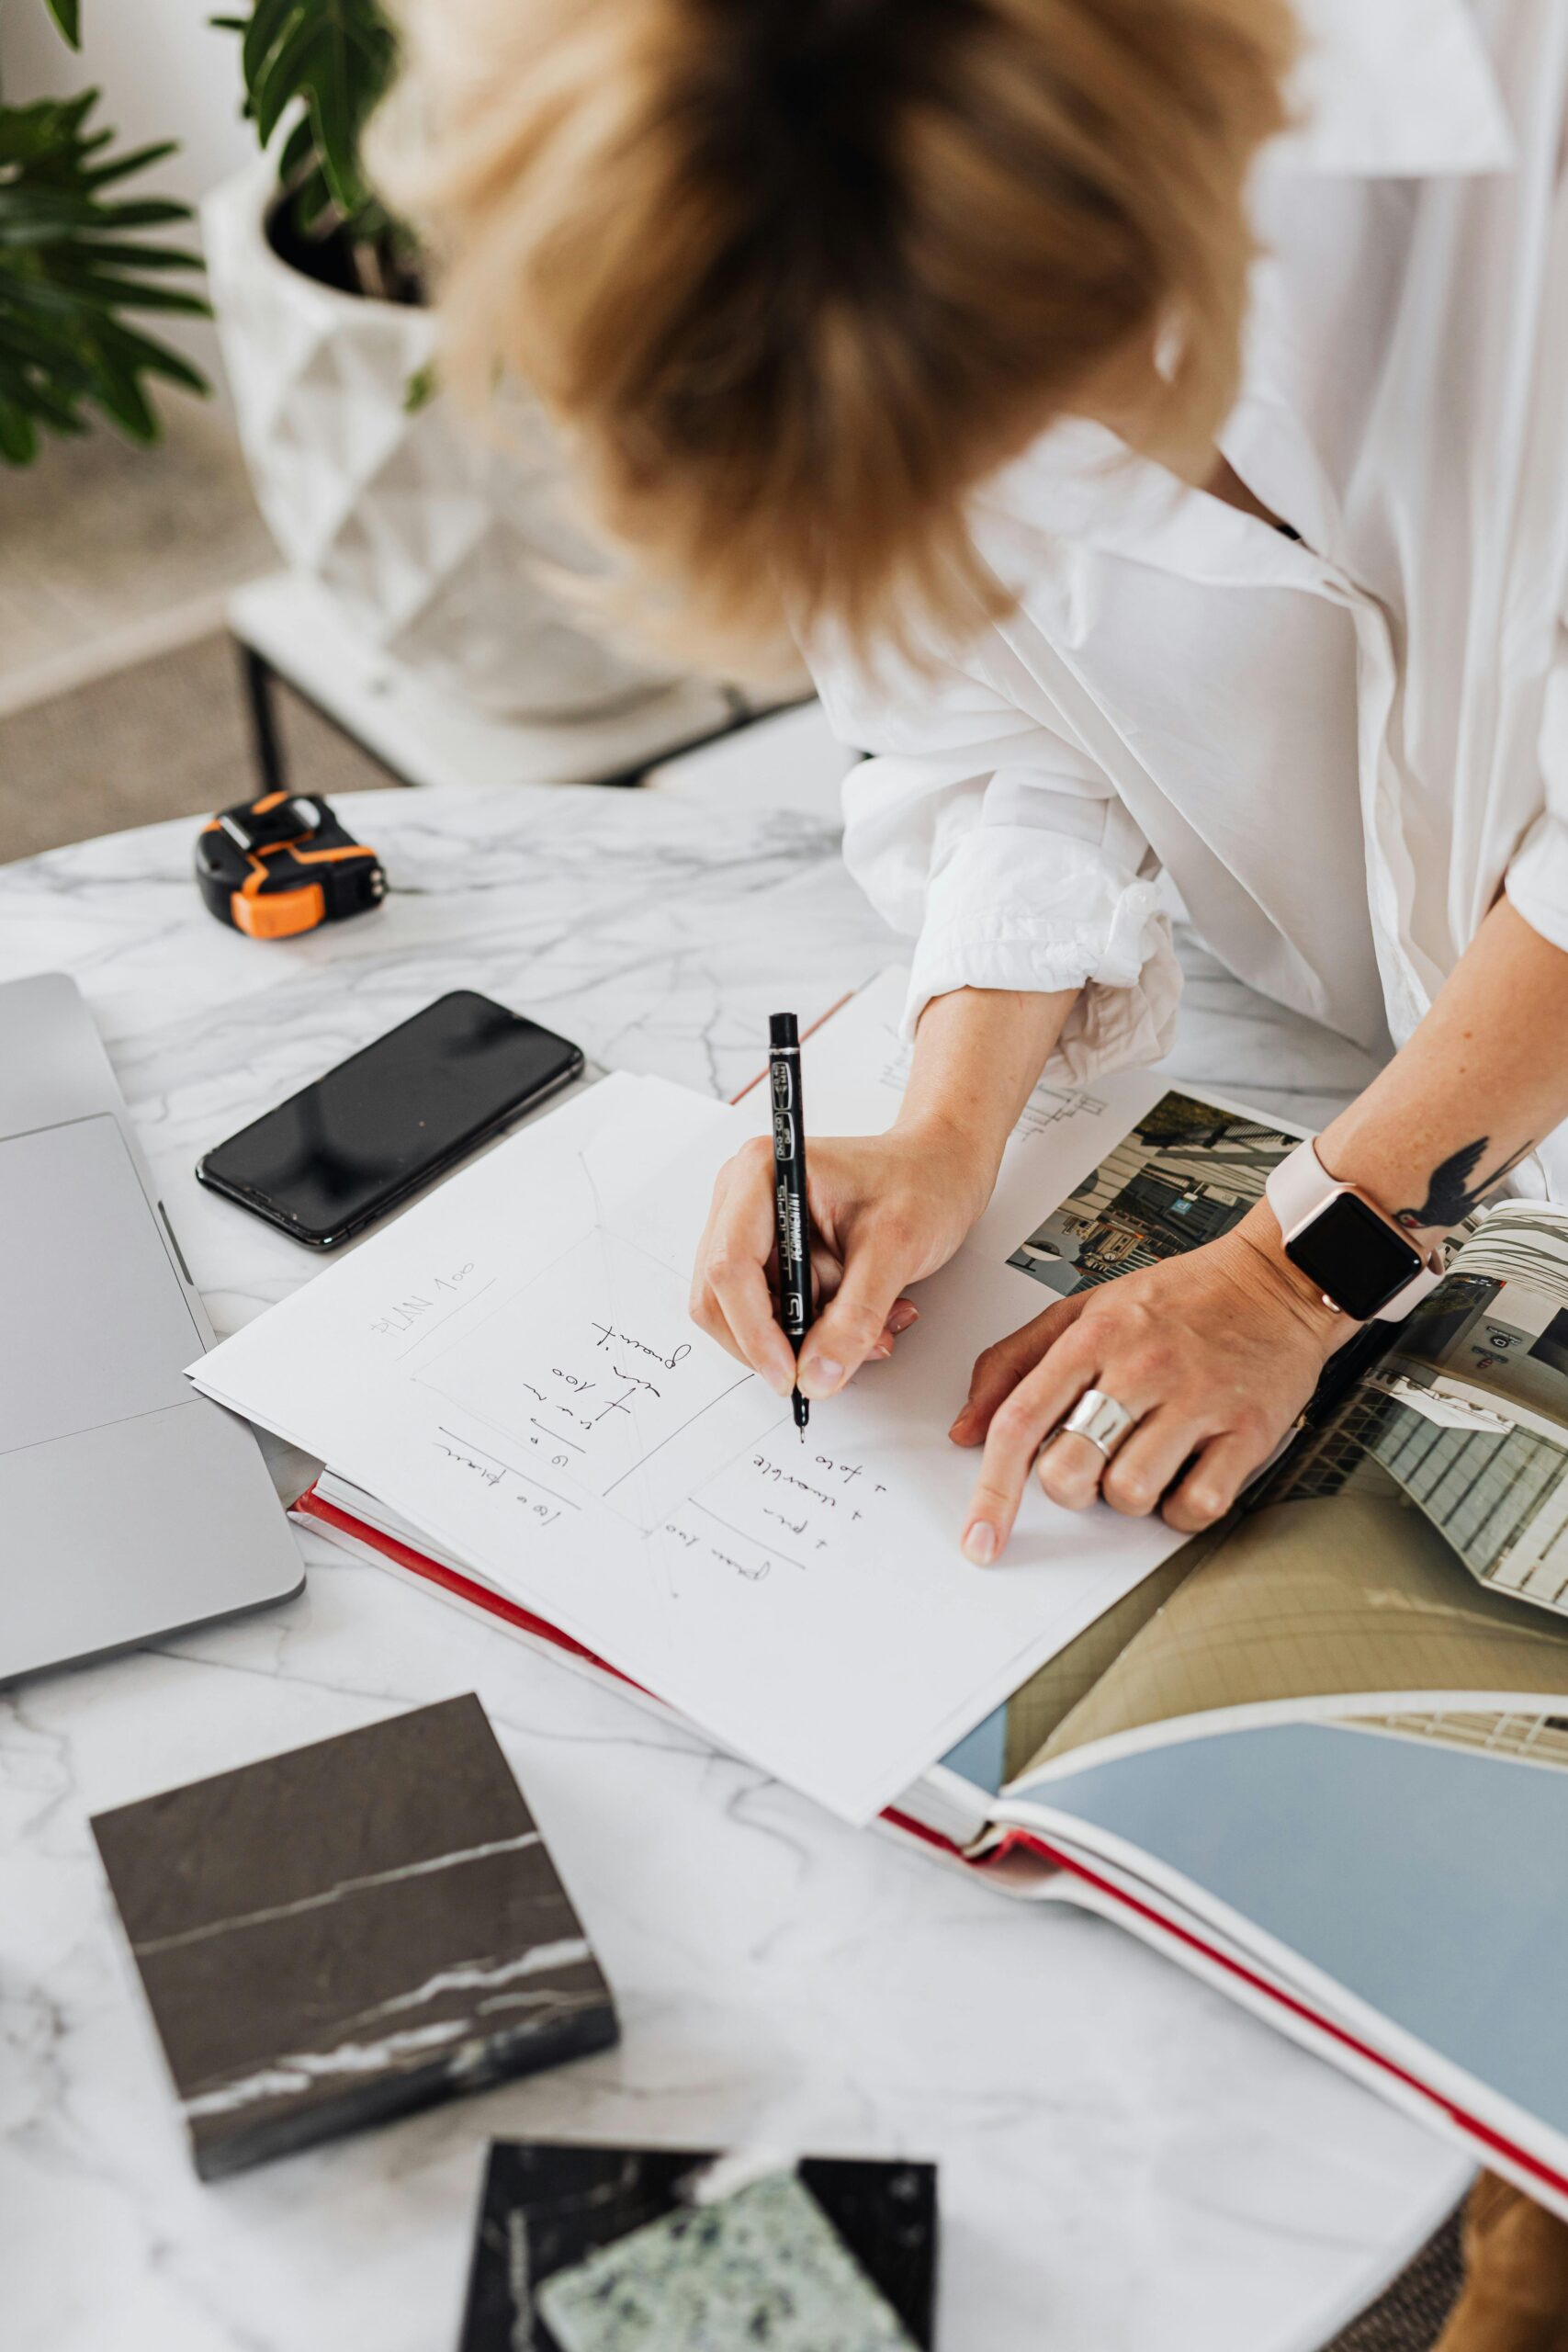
[{"xmin": 1265, "ymin": 1139, "xmax": 1444, "ymax": 1323}]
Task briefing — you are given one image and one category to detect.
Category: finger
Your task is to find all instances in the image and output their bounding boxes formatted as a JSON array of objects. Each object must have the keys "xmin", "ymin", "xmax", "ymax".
[
  {"xmin": 689, "ymin": 1170, "xmax": 760, "ymax": 1368},
  {"xmin": 862, "ymin": 1301, "xmax": 919, "ymax": 1367},
  {"xmin": 960, "ymin": 1329, "xmax": 1098, "ymax": 1564},
  {"xmin": 797, "ymin": 1235, "xmax": 916, "ymax": 1398},
  {"xmin": 1161, "ymin": 1429, "xmax": 1269, "ymax": 1534},
  {"xmin": 811, "ymin": 1247, "xmax": 843, "ymax": 1310},
  {"xmin": 950, "ymin": 1293, "xmax": 1088, "ymax": 1445},
  {"xmin": 1035, "ymin": 1427, "xmax": 1115, "ymax": 1512},
  {"xmin": 690, "ymin": 1207, "xmax": 750, "ymax": 1364},
  {"xmin": 1098, "ymin": 1407, "xmax": 1212, "ymax": 1521},
  {"xmin": 703, "ymin": 1144, "xmax": 798, "ymax": 1395},
  {"xmin": 688, "ymin": 1165, "xmax": 734, "ymax": 1322}
]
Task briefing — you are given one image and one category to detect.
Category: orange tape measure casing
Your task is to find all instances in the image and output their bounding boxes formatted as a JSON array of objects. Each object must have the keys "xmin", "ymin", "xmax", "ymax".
[{"xmin": 196, "ymin": 792, "xmax": 386, "ymax": 938}]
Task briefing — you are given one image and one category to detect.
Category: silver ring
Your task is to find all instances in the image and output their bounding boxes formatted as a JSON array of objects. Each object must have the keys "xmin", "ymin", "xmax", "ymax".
[{"xmin": 1050, "ymin": 1387, "xmax": 1137, "ymax": 1461}]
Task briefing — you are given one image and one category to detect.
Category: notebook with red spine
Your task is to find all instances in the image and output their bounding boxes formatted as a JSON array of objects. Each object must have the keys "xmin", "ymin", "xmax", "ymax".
[{"xmin": 251, "ymin": 967, "xmax": 1568, "ymax": 2220}]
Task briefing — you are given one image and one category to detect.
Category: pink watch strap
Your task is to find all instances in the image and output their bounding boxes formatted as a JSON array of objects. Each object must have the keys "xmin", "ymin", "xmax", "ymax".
[
  {"xmin": 1265, "ymin": 1138, "xmax": 1445, "ymax": 1323},
  {"xmin": 1266, "ymin": 1136, "xmax": 1341, "ymax": 1238}
]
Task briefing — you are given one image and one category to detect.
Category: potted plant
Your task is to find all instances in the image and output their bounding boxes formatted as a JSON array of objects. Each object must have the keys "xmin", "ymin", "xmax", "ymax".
[
  {"xmin": 0, "ymin": 1, "xmax": 208, "ymax": 466},
  {"xmin": 202, "ymin": 1, "xmax": 668, "ymax": 719}
]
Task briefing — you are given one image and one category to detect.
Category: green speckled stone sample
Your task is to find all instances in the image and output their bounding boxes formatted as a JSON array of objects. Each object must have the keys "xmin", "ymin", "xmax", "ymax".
[{"xmin": 536, "ymin": 2169, "xmax": 921, "ymax": 2352}]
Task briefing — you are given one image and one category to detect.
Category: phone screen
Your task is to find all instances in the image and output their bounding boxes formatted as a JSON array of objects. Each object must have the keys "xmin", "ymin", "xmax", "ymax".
[{"xmin": 198, "ymin": 991, "xmax": 583, "ymax": 1246}]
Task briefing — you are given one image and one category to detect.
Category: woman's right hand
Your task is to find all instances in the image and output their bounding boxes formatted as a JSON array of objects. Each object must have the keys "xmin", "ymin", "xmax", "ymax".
[{"xmin": 689, "ymin": 1119, "xmax": 989, "ymax": 1400}]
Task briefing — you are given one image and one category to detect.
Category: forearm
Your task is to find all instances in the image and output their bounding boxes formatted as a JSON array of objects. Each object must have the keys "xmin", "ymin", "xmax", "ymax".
[
  {"xmin": 1313, "ymin": 897, "xmax": 1568, "ymax": 1232},
  {"xmin": 897, "ymin": 985, "xmax": 1077, "ymax": 1183}
]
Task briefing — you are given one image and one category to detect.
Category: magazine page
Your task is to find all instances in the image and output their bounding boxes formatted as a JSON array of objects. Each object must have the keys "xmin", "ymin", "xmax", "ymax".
[
  {"xmin": 914, "ymin": 1090, "xmax": 1360, "ymax": 1806},
  {"xmin": 999, "ymin": 1200, "xmax": 1568, "ymax": 1787},
  {"xmin": 990, "ymin": 1718, "xmax": 1568, "ymax": 2217},
  {"xmin": 999, "ymin": 1086, "xmax": 1305, "ymax": 1295}
]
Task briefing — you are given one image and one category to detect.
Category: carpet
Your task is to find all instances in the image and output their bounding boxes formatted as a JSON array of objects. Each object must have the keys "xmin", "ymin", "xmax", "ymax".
[
  {"xmin": 0, "ymin": 628, "xmax": 394, "ymax": 865},
  {"xmin": 1323, "ymin": 2204, "xmax": 1464, "ymax": 2350}
]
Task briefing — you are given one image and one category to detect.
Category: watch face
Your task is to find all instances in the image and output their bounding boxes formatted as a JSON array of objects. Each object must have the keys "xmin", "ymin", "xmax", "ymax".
[{"xmin": 1284, "ymin": 1191, "xmax": 1425, "ymax": 1321}]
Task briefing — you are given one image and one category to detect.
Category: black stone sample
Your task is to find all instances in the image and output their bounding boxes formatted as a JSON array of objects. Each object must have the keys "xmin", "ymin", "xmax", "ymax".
[
  {"xmin": 91, "ymin": 1694, "xmax": 618, "ymax": 2179},
  {"xmin": 458, "ymin": 2142, "xmax": 939, "ymax": 2350}
]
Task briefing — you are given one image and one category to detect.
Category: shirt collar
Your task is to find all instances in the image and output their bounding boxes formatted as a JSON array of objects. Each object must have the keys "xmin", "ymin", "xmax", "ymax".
[
  {"xmin": 976, "ymin": 419, "xmax": 1331, "ymax": 597},
  {"xmin": 1272, "ymin": 0, "xmax": 1515, "ymax": 177}
]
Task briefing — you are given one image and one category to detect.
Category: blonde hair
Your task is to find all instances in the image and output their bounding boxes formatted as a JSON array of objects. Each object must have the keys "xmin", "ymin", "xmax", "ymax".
[{"xmin": 376, "ymin": 0, "xmax": 1294, "ymax": 666}]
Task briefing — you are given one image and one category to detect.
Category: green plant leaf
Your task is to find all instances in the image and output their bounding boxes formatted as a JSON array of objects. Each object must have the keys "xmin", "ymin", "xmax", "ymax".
[
  {"xmin": 44, "ymin": 0, "xmax": 83, "ymax": 50},
  {"xmin": 96, "ymin": 316, "xmax": 209, "ymax": 391},
  {"xmin": 242, "ymin": 0, "xmax": 299, "ymax": 96},
  {"xmin": 225, "ymin": 0, "xmax": 402, "ymax": 261},
  {"xmin": 63, "ymin": 238, "xmax": 207, "ymax": 271},
  {"xmin": 0, "ymin": 406, "xmax": 39, "ymax": 463},
  {"xmin": 402, "ymin": 359, "xmax": 436, "ymax": 414},
  {"xmin": 253, "ymin": 12, "xmax": 324, "ymax": 148},
  {"xmin": 81, "ymin": 142, "xmax": 183, "ymax": 190},
  {"xmin": 0, "ymin": 83, "xmax": 209, "ymax": 461}
]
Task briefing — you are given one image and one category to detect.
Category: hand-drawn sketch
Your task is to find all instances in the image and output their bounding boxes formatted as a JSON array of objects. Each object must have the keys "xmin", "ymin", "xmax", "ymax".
[{"xmin": 409, "ymin": 1231, "xmax": 775, "ymax": 1534}]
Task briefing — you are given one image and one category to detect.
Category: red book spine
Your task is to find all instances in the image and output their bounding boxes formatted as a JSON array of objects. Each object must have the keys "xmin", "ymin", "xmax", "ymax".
[{"xmin": 294, "ymin": 1481, "xmax": 1568, "ymax": 2213}]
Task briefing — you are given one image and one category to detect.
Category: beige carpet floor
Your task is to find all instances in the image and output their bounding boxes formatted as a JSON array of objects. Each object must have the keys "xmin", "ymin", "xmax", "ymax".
[
  {"xmin": 0, "ymin": 629, "xmax": 395, "ymax": 865},
  {"xmin": 0, "ymin": 401, "xmax": 275, "ymax": 697}
]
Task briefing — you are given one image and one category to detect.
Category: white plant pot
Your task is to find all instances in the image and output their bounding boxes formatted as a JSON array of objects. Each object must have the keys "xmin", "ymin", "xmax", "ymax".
[{"xmin": 202, "ymin": 161, "xmax": 669, "ymax": 721}]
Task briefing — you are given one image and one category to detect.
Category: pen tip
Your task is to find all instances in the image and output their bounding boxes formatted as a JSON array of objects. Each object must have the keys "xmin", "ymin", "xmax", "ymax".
[{"xmin": 792, "ymin": 1386, "xmax": 808, "ymax": 1436}]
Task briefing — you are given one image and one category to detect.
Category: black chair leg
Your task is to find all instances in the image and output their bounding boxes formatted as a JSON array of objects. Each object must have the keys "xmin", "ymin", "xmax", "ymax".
[{"xmin": 236, "ymin": 640, "xmax": 288, "ymax": 797}]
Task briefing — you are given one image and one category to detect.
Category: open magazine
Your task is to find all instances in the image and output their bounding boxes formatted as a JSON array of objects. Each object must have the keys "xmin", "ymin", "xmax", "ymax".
[
  {"xmin": 897, "ymin": 1191, "xmax": 1568, "ymax": 2213},
  {"xmin": 257, "ymin": 980, "xmax": 1568, "ymax": 2212}
]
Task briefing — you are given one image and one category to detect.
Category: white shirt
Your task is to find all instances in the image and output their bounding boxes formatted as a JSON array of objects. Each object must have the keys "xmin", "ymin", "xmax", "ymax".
[{"xmin": 812, "ymin": 0, "xmax": 1568, "ymax": 1181}]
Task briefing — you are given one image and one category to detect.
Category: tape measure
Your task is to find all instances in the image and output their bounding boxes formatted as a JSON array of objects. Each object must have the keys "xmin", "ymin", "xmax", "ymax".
[{"xmin": 195, "ymin": 792, "xmax": 387, "ymax": 940}]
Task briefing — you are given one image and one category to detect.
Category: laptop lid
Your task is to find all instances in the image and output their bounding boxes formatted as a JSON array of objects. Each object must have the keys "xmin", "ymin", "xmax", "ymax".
[{"xmin": 0, "ymin": 974, "xmax": 303, "ymax": 1679}]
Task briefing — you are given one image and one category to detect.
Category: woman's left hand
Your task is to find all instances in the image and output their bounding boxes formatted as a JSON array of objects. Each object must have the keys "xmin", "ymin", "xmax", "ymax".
[{"xmin": 950, "ymin": 1207, "xmax": 1348, "ymax": 1561}]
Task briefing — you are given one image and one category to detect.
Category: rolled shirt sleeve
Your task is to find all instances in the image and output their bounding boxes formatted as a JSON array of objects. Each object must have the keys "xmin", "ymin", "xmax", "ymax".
[{"xmin": 815, "ymin": 647, "xmax": 1180, "ymax": 1084}]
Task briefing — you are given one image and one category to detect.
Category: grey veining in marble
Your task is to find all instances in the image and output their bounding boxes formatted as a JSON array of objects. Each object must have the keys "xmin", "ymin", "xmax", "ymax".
[
  {"xmin": 90, "ymin": 1695, "xmax": 617, "ymax": 2177},
  {"xmin": 0, "ymin": 778, "xmax": 1465, "ymax": 2352}
]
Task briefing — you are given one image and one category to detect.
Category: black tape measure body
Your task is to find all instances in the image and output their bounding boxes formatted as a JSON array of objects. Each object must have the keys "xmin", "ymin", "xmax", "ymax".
[{"xmin": 196, "ymin": 792, "xmax": 386, "ymax": 939}]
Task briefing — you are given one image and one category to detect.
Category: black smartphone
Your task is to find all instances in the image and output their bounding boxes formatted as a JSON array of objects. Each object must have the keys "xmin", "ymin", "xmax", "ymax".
[{"xmin": 197, "ymin": 990, "xmax": 584, "ymax": 1248}]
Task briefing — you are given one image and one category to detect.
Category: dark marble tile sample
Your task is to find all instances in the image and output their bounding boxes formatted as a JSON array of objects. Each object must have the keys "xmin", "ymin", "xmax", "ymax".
[
  {"xmin": 90, "ymin": 1694, "xmax": 618, "ymax": 2179},
  {"xmin": 458, "ymin": 2143, "xmax": 938, "ymax": 2351}
]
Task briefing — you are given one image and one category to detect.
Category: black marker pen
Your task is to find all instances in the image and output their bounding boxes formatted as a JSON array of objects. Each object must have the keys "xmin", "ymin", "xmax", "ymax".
[{"xmin": 769, "ymin": 1012, "xmax": 813, "ymax": 1433}]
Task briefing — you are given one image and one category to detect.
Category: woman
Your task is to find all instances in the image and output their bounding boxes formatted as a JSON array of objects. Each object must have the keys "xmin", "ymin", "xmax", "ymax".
[
  {"xmin": 386, "ymin": 0, "xmax": 1568, "ymax": 1569},
  {"xmin": 385, "ymin": 0, "xmax": 1568, "ymax": 2320}
]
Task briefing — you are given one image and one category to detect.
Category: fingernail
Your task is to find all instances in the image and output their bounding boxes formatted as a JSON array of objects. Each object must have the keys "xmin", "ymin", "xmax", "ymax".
[
  {"xmin": 887, "ymin": 1302, "xmax": 919, "ymax": 1336},
  {"xmin": 799, "ymin": 1356, "xmax": 844, "ymax": 1399},
  {"xmin": 871, "ymin": 1340, "xmax": 892, "ymax": 1360},
  {"xmin": 949, "ymin": 1402, "xmax": 976, "ymax": 1438},
  {"xmin": 962, "ymin": 1520, "xmax": 998, "ymax": 1566}
]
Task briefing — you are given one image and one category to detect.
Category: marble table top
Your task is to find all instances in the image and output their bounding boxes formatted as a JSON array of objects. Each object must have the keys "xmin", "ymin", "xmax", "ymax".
[{"xmin": 0, "ymin": 775, "xmax": 1466, "ymax": 2352}]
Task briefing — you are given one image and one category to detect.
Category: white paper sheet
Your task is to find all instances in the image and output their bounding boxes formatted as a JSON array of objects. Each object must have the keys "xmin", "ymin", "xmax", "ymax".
[{"xmin": 193, "ymin": 1069, "xmax": 1185, "ymax": 1822}]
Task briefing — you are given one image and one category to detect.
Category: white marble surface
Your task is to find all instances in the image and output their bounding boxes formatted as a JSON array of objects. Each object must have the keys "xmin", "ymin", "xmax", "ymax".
[{"xmin": 0, "ymin": 779, "xmax": 1464, "ymax": 2352}]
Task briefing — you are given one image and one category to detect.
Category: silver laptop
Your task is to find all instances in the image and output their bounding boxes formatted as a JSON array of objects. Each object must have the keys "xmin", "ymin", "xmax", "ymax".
[{"xmin": 0, "ymin": 973, "xmax": 303, "ymax": 1679}]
